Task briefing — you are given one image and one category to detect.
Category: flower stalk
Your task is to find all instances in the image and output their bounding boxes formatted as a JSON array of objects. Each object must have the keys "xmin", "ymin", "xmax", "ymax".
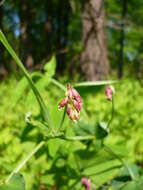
[
  {"xmin": 107, "ymin": 96, "xmax": 114, "ymax": 129},
  {"xmin": 104, "ymin": 85, "xmax": 135, "ymax": 181}
]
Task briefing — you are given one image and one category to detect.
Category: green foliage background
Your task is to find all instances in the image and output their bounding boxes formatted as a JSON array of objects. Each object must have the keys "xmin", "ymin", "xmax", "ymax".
[{"xmin": 0, "ymin": 74, "xmax": 143, "ymax": 189}]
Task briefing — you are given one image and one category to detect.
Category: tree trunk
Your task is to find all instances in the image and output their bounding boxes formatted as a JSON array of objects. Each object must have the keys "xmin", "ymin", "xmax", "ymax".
[
  {"xmin": 19, "ymin": 0, "xmax": 33, "ymax": 68},
  {"xmin": 118, "ymin": 0, "xmax": 127, "ymax": 78},
  {"xmin": 81, "ymin": 0, "xmax": 109, "ymax": 81},
  {"xmin": 45, "ymin": 0, "xmax": 53, "ymax": 54},
  {"xmin": 56, "ymin": 0, "xmax": 70, "ymax": 73}
]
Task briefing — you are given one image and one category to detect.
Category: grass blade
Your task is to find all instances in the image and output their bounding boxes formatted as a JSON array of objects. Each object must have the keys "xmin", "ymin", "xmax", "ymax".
[
  {"xmin": 0, "ymin": 30, "xmax": 52, "ymax": 127},
  {"xmin": 74, "ymin": 80, "xmax": 118, "ymax": 88}
]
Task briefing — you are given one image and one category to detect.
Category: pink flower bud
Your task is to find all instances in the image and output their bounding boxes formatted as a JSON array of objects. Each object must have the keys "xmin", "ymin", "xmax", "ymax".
[
  {"xmin": 71, "ymin": 88, "xmax": 82, "ymax": 104},
  {"xmin": 81, "ymin": 177, "xmax": 91, "ymax": 190},
  {"xmin": 105, "ymin": 85, "xmax": 115, "ymax": 101},
  {"xmin": 58, "ymin": 98, "xmax": 68, "ymax": 110},
  {"xmin": 73, "ymin": 100, "xmax": 82, "ymax": 112},
  {"xmin": 66, "ymin": 104, "xmax": 73, "ymax": 120},
  {"xmin": 72, "ymin": 109, "xmax": 80, "ymax": 122},
  {"xmin": 58, "ymin": 83, "xmax": 82, "ymax": 122},
  {"xmin": 67, "ymin": 105, "xmax": 80, "ymax": 122}
]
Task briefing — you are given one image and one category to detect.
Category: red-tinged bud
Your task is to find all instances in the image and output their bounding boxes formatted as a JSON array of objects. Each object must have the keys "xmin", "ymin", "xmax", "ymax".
[
  {"xmin": 105, "ymin": 85, "xmax": 115, "ymax": 101},
  {"xmin": 67, "ymin": 105, "xmax": 80, "ymax": 122},
  {"xmin": 71, "ymin": 88, "xmax": 82, "ymax": 103},
  {"xmin": 58, "ymin": 83, "xmax": 82, "ymax": 122},
  {"xmin": 73, "ymin": 99, "xmax": 82, "ymax": 112},
  {"xmin": 66, "ymin": 104, "xmax": 73, "ymax": 120},
  {"xmin": 72, "ymin": 109, "xmax": 80, "ymax": 122},
  {"xmin": 81, "ymin": 177, "xmax": 91, "ymax": 190},
  {"xmin": 58, "ymin": 98, "xmax": 68, "ymax": 110}
]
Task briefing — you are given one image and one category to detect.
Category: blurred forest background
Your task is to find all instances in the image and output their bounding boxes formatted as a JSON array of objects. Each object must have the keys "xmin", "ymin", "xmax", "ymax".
[{"xmin": 0, "ymin": 0, "xmax": 143, "ymax": 80}]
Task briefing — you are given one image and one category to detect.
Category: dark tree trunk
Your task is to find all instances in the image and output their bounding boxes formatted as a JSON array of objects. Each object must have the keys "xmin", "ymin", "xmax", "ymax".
[
  {"xmin": 56, "ymin": 0, "xmax": 70, "ymax": 73},
  {"xmin": 81, "ymin": 0, "xmax": 109, "ymax": 81},
  {"xmin": 118, "ymin": 0, "xmax": 127, "ymax": 78},
  {"xmin": 19, "ymin": 0, "xmax": 33, "ymax": 68},
  {"xmin": 45, "ymin": 0, "xmax": 53, "ymax": 54}
]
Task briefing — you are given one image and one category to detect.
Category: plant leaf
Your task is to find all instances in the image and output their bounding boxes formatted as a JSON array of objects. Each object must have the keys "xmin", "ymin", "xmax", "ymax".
[
  {"xmin": 44, "ymin": 56, "xmax": 56, "ymax": 79},
  {"xmin": 96, "ymin": 122, "xmax": 109, "ymax": 139},
  {"xmin": 0, "ymin": 30, "xmax": 52, "ymax": 127},
  {"xmin": 0, "ymin": 173, "xmax": 25, "ymax": 190},
  {"xmin": 83, "ymin": 159, "xmax": 121, "ymax": 176},
  {"xmin": 74, "ymin": 80, "xmax": 118, "ymax": 88}
]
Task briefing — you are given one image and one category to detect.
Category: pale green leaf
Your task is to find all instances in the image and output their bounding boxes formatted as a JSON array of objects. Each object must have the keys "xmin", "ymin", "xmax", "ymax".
[{"xmin": 0, "ymin": 173, "xmax": 25, "ymax": 190}]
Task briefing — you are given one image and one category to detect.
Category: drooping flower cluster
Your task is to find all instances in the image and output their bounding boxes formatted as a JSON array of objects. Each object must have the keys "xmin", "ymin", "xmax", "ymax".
[
  {"xmin": 105, "ymin": 85, "xmax": 115, "ymax": 101},
  {"xmin": 58, "ymin": 83, "xmax": 82, "ymax": 122},
  {"xmin": 81, "ymin": 177, "xmax": 91, "ymax": 190}
]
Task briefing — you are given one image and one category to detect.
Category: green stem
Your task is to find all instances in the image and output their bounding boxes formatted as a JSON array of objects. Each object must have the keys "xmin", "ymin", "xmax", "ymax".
[
  {"xmin": 50, "ymin": 134, "xmax": 95, "ymax": 141},
  {"xmin": 107, "ymin": 97, "xmax": 114, "ymax": 129},
  {"xmin": 50, "ymin": 78, "xmax": 66, "ymax": 91},
  {"xmin": 64, "ymin": 135, "xmax": 95, "ymax": 141},
  {"xmin": 103, "ymin": 144, "xmax": 135, "ymax": 181},
  {"xmin": 104, "ymin": 96, "xmax": 135, "ymax": 180},
  {"xmin": 0, "ymin": 30, "xmax": 52, "ymax": 127},
  {"xmin": 57, "ymin": 106, "xmax": 67, "ymax": 132},
  {"xmin": 5, "ymin": 141, "xmax": 45, "ymax": 183}
]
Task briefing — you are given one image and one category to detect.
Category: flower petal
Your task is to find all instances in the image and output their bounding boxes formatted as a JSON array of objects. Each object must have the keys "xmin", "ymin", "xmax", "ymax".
[
  {"xmin": 73, "ymin": 99, "xmax": 82, "ymax": 112},
  {"xmin": 58, "ymin": 98, "xmax": 68, "ymax": 110}
]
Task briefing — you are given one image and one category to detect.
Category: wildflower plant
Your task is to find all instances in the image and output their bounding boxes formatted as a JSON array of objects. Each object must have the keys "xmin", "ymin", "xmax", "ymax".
[{"xmin": 0, "ymin": 30, "xmax": 143, "ymax": 190}]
